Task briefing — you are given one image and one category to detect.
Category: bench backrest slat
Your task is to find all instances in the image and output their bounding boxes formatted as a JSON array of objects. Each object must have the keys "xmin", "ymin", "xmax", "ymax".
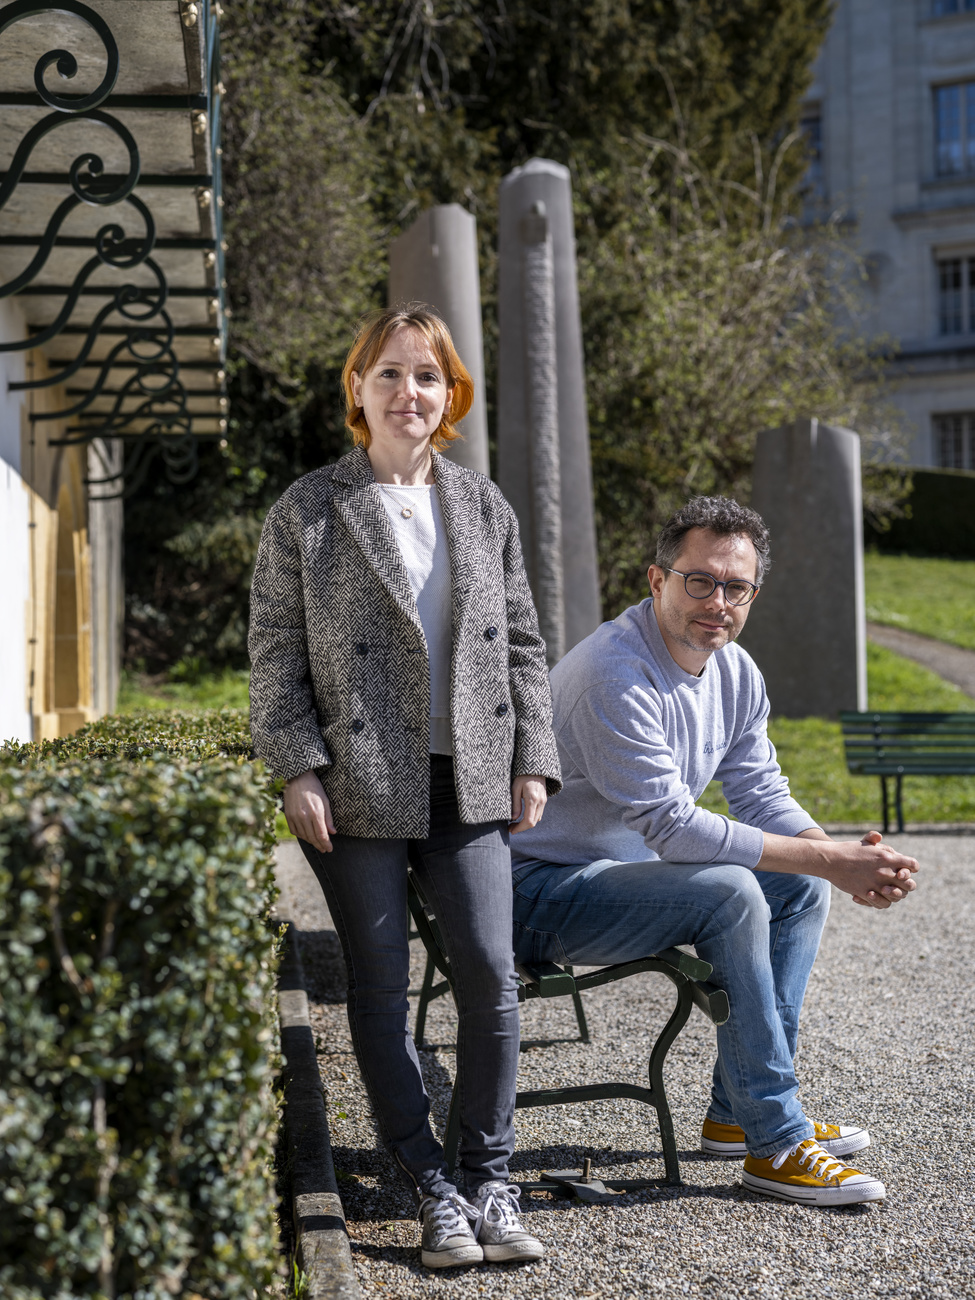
[{"xmin": 839, "ymin": 710, "xmax": 975, "ymax": 775}]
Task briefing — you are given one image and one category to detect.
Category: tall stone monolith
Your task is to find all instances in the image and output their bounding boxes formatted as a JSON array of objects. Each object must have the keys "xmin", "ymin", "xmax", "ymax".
[
  {"xmin": 388, "ymin": 204, "xmax": 489, "ymax": 475},
  {"xmin": 496, "ymin": 158, "xmax": 601, "ymax": 664},
  {"xmin": 741, "ymin": 417, "xmax": 867, "ymax": 717}
]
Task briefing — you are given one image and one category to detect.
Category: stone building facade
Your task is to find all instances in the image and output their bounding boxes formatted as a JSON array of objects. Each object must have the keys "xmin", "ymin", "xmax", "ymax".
[
  {"xmin": 807, "ymin": 0, "xmax": 975, "ymax": 467},
  {"xmin": 0, "ymin": 298, "xmax": 123, "ymax": 742},
  {"xmin": 0, "ymin": 1, "xmax": 228, "ymax": 742}
]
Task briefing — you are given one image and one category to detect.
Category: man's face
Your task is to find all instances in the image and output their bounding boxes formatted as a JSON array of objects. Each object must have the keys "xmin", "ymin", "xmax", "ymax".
[{"xmin": 647, "ymin": 528, "xmax": 759, "ymax": 675}]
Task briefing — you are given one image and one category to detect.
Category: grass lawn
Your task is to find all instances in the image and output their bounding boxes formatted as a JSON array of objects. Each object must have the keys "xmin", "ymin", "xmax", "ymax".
[
  {"xmin": 865, "ymin": 550, "xmax": 975, "ymax": 650},
  {"xmin": 117, "ymin": 668, "xmax": 250, "ymax": 713},
  {"xmin": 120, "ymin": 639, "xmax": 975, "ymax": 829},
  {"xmin": 697, "ymin": 642, "xmax": 975, "ymax": 826}
]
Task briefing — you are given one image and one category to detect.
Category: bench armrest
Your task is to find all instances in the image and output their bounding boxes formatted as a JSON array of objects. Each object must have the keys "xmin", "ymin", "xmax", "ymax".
[
  {"xmin": 654, "ymin": 945, "xmax": 713, "ymax": 983},
  {"xmin": 688, "ymin": 980, "xmax": 730, "ymax": 1026},
  {"xmin": 515, "ymin": 961, "xmax": 578, "ymax": 997}
]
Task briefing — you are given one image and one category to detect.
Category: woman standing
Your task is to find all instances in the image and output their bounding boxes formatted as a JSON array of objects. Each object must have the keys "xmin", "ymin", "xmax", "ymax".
[{"xmin": 248, "ymin": 305, "xmax": 561, "ymax": 1269}]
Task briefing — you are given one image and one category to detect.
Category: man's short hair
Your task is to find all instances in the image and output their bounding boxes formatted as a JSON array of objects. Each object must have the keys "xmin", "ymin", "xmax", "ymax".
[{"xmin": 655, "ymin": 496, "xmax": 771, "ymax": 584}]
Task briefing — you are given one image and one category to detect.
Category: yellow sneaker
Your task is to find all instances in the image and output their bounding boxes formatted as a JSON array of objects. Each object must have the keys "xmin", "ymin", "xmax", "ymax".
[
  {"xmin": 742, "ymin": 1139, "xmax": 885, "ymax": 1206},
  {"xmin": 702, "ymin": 1116, "xmax": 869, "ymax": 1159}
]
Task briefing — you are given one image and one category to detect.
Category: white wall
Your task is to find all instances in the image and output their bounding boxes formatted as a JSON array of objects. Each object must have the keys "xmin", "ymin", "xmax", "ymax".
[{"xmin": 0, "ymin": 299, "xmax": 32, "ymax": 742}]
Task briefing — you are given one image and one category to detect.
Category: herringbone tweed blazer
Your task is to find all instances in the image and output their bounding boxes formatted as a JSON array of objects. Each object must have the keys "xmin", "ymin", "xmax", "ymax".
[{"xmin": 248, "ymin": 446, "xmax": 562, "ymax": 837}]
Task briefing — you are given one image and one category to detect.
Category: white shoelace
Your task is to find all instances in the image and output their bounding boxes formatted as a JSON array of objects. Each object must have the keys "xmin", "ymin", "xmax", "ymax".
[
  {"xmin": 771, "ymin": 1139, "xmax": 847, "ymax": 1179},
  {"xmin": 420, "ymin": 1193, "xmax": 478, "ymax": 1237},
  {"xmin": 473, "ymin": 1181, "xmax": 523, "ymax": 1237}
]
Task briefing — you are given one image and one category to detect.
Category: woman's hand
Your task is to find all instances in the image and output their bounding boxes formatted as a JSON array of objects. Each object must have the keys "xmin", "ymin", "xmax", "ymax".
[
  {"xmin": 510, "ymin": 776, "xmax": 547, "ymax": 833},
  {"xmin": 284, "ymin": 770, "xmax": 337, "ymax": 852}
]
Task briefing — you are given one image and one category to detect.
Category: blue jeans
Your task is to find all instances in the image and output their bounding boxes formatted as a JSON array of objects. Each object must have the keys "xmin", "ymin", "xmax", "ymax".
[
  {"xmin": 299, "ymin": 756, "xmax": 520, "ymax": 1201},
  {"xmin": 511, "ymin": 857, "xmax": 831, "ymax": 1158}
]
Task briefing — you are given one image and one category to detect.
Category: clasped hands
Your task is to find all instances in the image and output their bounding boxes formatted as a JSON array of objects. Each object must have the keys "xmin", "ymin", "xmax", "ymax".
[
  {"xmin": 283, "ymin": 769, "xmax": 547, "ymax": 853},
  {"xmin": 849, "ymin": 830, "xmax": 918, "ymax": 909}
]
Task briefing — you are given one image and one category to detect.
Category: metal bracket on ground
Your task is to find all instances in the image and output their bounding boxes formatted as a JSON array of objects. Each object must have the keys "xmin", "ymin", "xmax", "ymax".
[
  {"xmin": 278, "ymin": 922, "xmax": 361, "ymax": 1299},
  {"xmin": 521, "ymin": 1158, "xmax": 655, "ymax": 1203}
]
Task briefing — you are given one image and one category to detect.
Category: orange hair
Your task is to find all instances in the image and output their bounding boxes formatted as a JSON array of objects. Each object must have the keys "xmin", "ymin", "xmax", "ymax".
[{"xmin": 341, "ymin": 303, "xmax": 474, "ymax": 451}]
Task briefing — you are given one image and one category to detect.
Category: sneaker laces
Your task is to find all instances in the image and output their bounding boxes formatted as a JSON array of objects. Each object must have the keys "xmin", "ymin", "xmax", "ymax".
[
  {"xmin": 419, "ymin": 1192, "xmax": 478, "ymax": 1235},
  {"xmin": 771, "ymin": 1139, "xmax": 847, "ymax": 1179},
  {"xmin": 473, "ymin": 1181, "xmax": 523, "ymax": 1238}
]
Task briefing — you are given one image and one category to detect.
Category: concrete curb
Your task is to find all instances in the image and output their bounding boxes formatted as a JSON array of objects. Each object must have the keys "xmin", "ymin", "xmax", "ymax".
[{"xmin": 278, "ymin": 923, "xmax": 361, "ymax": 1299}]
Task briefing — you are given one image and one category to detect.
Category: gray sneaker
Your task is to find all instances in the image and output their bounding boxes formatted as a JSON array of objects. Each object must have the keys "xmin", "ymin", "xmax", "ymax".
[
  {"xmin": 419, "ymin": 1193, "xmax": 483, "ymax": 1268},
  {"xmin": 471, "ymin": 1181, "xmax": 545, "ymax": 1263}
]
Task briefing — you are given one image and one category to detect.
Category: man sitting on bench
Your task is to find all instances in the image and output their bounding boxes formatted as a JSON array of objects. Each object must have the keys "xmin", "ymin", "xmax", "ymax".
[{"xmin": 510, "ymin": 496, "xmax": 918, "ymax": 1207}]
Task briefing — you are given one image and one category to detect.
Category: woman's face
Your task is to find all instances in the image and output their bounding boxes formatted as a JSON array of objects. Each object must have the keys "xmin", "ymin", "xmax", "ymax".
[{"xmin": 351, "ymin": 326, "xmax": 454, "ymax": 456}]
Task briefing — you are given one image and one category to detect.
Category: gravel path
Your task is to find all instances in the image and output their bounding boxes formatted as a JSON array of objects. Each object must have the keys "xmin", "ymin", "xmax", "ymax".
[
  {"xmin": 277, "ymin": 838, "xmax": 975, "ymax": 1299},
  {"xmin": 867, "ymin": 622, "xmax": 975, "ymax": 698}
]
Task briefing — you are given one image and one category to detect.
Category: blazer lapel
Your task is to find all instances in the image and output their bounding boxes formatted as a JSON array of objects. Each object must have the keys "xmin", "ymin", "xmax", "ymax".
[
  {"xmin": 331, "ymin": 448, "xmax": 422, "ymax": 634},
  {"xmin": 433, "ymin": 454, "xmax": 480, "ymax": 638}
]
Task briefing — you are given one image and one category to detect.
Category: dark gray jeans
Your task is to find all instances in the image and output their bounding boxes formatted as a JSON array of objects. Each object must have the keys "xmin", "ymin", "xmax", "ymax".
[{"xmin": 298, "ymin": 755, "xmax": 520, "ymax": 1201}]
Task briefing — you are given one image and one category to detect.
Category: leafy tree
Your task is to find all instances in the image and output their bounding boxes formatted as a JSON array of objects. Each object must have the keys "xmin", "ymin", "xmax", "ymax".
[
  {"xmin": 579, "ymin": 134, "xmax": 904, "ymax": 613},
  {"xmin": 124, "ymin": 5, "xmax": 375, "ymax": 672},
  {"xmin": 307, "ymin": 0, "xmax": 834, "ymax": 216},
  {"xmin": 221, "ymin": 2, "xmax": 383, "ymax": 382},
  {"xmin": 126, "ymin": 1, "xmax": 893, "ymax": 670}
]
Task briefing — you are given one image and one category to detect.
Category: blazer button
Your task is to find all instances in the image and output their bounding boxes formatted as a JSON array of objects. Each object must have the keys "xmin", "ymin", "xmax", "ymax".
[
  {"xmin": 352, "ymin": 720, "xmax": 365, "ymax": 732},
  {"xmin": 496, "ymin": 703, "xmax": 509, "ymax": 717},
  {"xmin": 355, "ymin": 643, "xmax": 369, "ymax": 655},
  {"xmin": 484, "ymin": 626, "xmax": 498, "ymax": 640}
]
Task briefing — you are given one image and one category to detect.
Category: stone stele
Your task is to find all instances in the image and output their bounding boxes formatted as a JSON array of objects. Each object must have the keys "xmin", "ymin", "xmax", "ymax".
[
  {"xmin": 741, "ymin": 417, "xmax": 867, "ymax": 718},
  {"xmin": 388, "ymin": 204, "xmax": 489, "ymax": 476},
  {"xmin": 496, "ymin": 158, "xmax": 601, "ymax": 663}
]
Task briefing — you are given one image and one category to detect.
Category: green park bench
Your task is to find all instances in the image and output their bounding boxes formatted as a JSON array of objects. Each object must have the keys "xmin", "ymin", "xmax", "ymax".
[
  {"xmin": 840, "ymin": 710, "xmax": 975, "ymax": 833},
  {"xmin": 407, "ymin": 869, "xmax": 729, "ymax": 1188}
]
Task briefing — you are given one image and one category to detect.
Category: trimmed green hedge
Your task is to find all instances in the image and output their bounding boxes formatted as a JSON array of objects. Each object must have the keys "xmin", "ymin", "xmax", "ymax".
[
  {"xmin": 866, "ymin": 467, "xmax": 975, "ymax": 558},
  {"xmin": 6, "ymin": 707, "xmax": 254, "ymax": 764},
  {"xmin": 0, "ymin": 711, "xmax": 283, "ymax": 1299}
]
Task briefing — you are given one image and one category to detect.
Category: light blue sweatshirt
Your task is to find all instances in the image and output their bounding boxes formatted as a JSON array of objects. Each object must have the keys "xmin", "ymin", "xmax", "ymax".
[{"xmin": 511, "ymin": 598, "xmax": 818, "ymax": 869}]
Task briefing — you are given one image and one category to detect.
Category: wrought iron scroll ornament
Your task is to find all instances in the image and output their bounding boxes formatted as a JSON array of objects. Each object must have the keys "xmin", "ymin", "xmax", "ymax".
[
  {"xmin": 0, "ymin": 0, "xmax": 206, "ymax": 497},
  {"xmin": 0, "ymin": 0, "xmax": 120, "ymax": 109}
]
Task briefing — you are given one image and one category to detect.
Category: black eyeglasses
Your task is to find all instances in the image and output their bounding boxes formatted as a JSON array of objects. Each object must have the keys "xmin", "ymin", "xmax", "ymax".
[{"xmin": 665, "ymin": 568, "xmax": 760, "ymax": 606}]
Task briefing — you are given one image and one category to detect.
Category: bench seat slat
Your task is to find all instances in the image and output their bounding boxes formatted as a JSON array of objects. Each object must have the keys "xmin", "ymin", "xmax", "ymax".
[
  {"xmin": 840, "ymin": 711, "xmax": 975, "ymax": 722},
  {"xmin": 846, "ymin": 753, "xmax": 975, "ymax": 763},
  {"xmin": 847, "ymin": 763, "xmax": 975, "ymax": 771},
  {"xmin": 848, "ymin": 754, "xmax": 975, "ymax": 762},
  {"xmin": 843, "ymin": 736, "xmax": 975, "ymax": 746}
]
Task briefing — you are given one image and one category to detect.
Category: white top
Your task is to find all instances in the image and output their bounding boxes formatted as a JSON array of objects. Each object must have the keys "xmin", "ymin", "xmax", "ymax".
[
  {"xmin": 377, "ymin": 482, "xmax": 453, "ymax": 755},
  {"xmin": 512, "ymin": 599, "xmax": 818, "ymax": 868}
]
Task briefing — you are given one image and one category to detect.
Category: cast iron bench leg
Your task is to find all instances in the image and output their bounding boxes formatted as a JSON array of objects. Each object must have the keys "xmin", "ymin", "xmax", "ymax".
[
  {"xmin": 648, "ymin": 976, "xmax": 695, "ymax": 1187},
  {"xmin": 414, "ymin": 949, "xmax": 437, "ymax": 1046},
  {"xmin": 564, "ymin": 965, "xmax": 590, "ymax": 1043},
  {"xmin": 895, "ymin": 772, "xmax": 905, "ymax": 834},
  {"xmin": 444, "ymin": 971, "xmax": 693, "ymax": 1186}
]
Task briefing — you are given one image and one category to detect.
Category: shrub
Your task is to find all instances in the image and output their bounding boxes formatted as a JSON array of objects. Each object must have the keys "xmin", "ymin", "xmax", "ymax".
[
  {"xmin": 866, "ymin": 467, "xmax": 975, "ymax": 559},
  {"xmin": 0, "ymin": 739, "xmax": 282, "ymax": 1299},
  {"xmin": 3, "ymin": 708, "xmax": 254, "ymax": 766}
]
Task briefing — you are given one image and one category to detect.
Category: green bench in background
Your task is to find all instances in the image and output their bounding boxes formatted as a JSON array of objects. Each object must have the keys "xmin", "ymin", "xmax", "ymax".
[
  {"xmin": 840, "ymin": 711, "xmax": 975, "ymax": 832},
  {"xmin": 407, "ymin": 870, "xmax": 729, "ymax": 1188}
]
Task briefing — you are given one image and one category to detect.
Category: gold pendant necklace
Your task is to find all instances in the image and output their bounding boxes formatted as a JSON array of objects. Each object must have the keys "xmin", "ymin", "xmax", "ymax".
[{"xmin": 380, "ymin": 483, "xmax": 423, "ymax": 519}]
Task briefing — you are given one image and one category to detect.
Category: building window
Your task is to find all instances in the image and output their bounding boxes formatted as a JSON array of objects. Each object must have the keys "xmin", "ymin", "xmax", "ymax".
[
  {"xmin": 800, "ymin": 109, "xmax": 824, "ymax": 199},
  {"xmin": 932, "ymin": 0, "xmax": 975, "ymax": 15},
  {"xmin": 937, "ymin": 256, "xmax": 975, "ymax": 332},
  {"xmin": 933, "ymin": 413, "xmax": 975, "ymax": 468},
  {"xmin": 934, "ymin": 82, "xmax": 975, "ymax": 175}
]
